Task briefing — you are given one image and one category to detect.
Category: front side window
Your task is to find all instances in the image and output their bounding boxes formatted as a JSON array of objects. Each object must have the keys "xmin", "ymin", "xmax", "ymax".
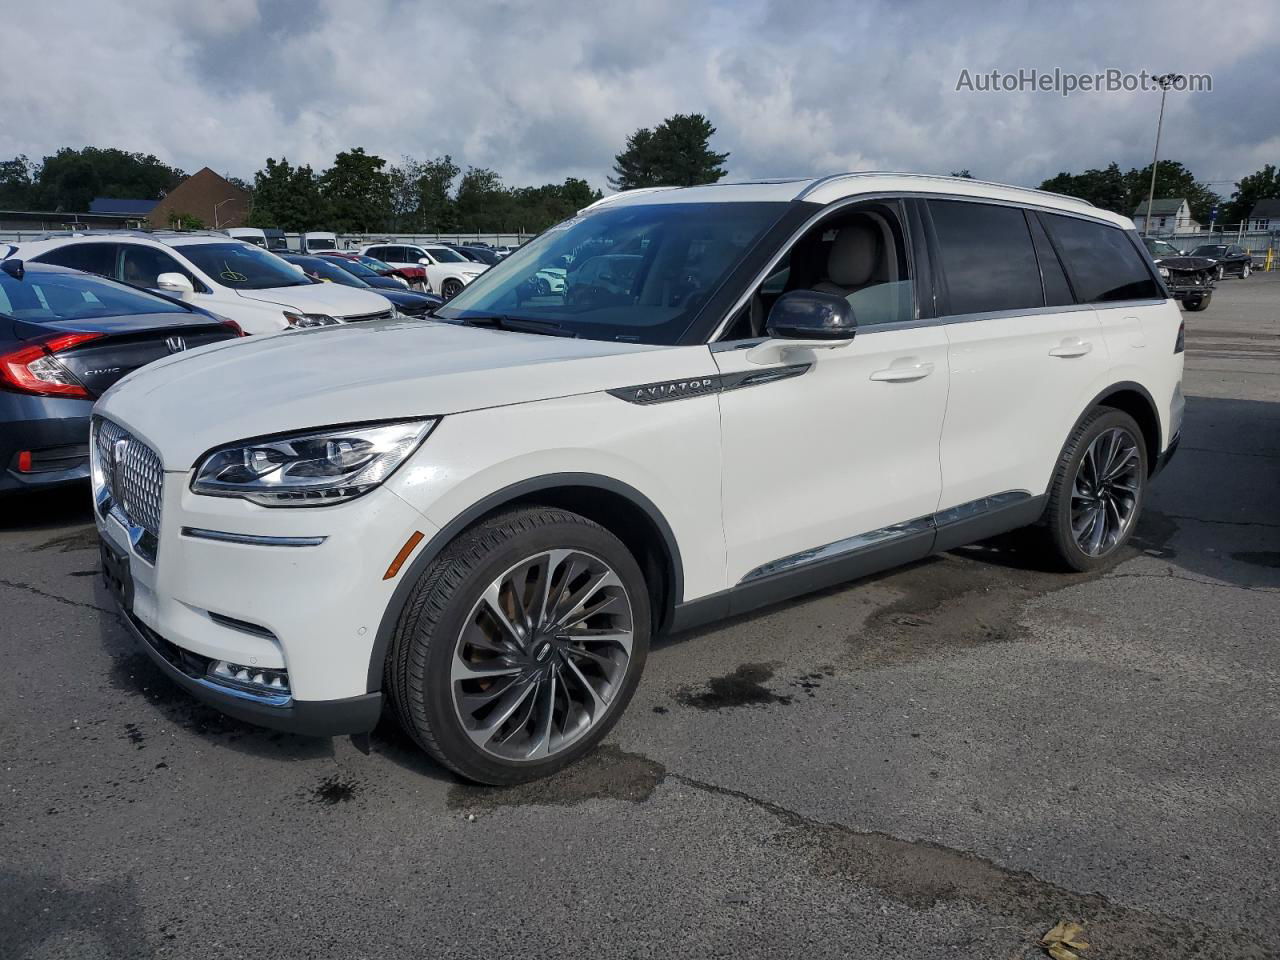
[
  {"xmin": 31, "ymin": 242, "xmax": 119, "ymax": 279},
  {"xmin": 426, "ymin": 247, "xmax": 466, "ymax": 263},
  {"xmin": 174, "ymin": 242, "xmax": 311, "ymax": 290},
  {"xmin": 1042, "ymin": 214, "xmax": 1160, "ymax": 303},
  {"xmin": 436, "ymin": 201, "xmax": 788, "ymax": 345},
  {"xmin": 929, "ymin": 200, "xmax": 1043, "ymax": 315},
  {"xmin": 120, "ymin": 244, "xmax": 200, "ymax": 290},
  {"xmin": 1191, "ymin": 244, "xmax": 1225, "ymax": 258}
]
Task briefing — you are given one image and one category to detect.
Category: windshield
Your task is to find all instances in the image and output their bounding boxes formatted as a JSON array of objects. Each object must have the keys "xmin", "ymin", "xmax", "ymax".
[
  {"xmin": 328, "ymin": 257, "xmax": 379, "ymax": 279},
  {"xmin": 436, "ymin": 202, "xmax": 786, "ymax": 344},
  {"xmin": 285, "ymin": 256, "xmax": 367, "ymax": 289},
  {"xmin": 358, "ymin": 256, "xmax": 395, "ymax": 272},
  {"xmin": 1191, "ymin": 245, "xmax": 1225, "ymax": 256},
  {"xmin": 426, "ymin": 247, "xmax": 466, "ymax": 263},
  {"xmin": 306, "ymin": 237, "xmax": 337, "ymax": 251},
  {"xmin": 176, "ymin": 243, "xmax": 311, "ymax": 289},
  {"xmin": 1144, "ymin": 238, "xmax": 1181, "ymax": 257},
  {"xmin": 0, "ymin": 269, "xmax": 187, "ymax": 322}
]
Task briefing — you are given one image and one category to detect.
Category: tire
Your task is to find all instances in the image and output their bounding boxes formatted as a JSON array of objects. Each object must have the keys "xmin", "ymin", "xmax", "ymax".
[
  {"xmin": 535, "ymin": 276, "xmax": 551, "ymax": 296},
  {"xmin": 442, "ymin": 279, "xmax": 463, "ymax": 299},
  {"xmin": 1184, "ymin": 293, "xmax": 1210, "ymax": 311},
  {"xmin": 1037, "ymin": 408, "xmax": 1148, "ymax": 572},
  {"xmin": 1241, "ymin": 262, "xmax": 1251, "ymax": 278},
  {"xmin": 386, "ymin": 507, "xmax": 651, "ymax": 785},
  {"xmin": 1215, "ymin": 265, "xmax": 1224, "ymax": 281}
]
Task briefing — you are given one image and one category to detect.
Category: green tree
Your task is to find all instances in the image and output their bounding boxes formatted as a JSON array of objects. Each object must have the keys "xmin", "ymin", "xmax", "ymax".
[
  {"xmin": 387, "ymin": 156, "xmax": 423, "ymax": 230},
  {"xmin": 319, "ymin": 147, "xmax": 391, "ymax": 232},
  {"xmin": 1222, "ymin": 163, "xmax": 1279, "ymax": 227},
  {"xmin": 167, "ymin": 211, "xmax": 206, "ymax": 230},
  {"xmin": 34, "ymin": 147, "xmax": 183, "ymax": 210},
  {"xmin": 417, "ymin": 155, "xmax": 460, "ymax": 232},
  {"xmin": 455, "ymin": 167, "xmax": 506, "ymax": 231},
  {"xmin": 248, "ymin": 157, "xmax": 323, "ymax": 231},
  {"xmin": 0, "ymin": 155, "xmax": 36, "ymax": 208},
  {"xmin": 950, "ymin": 169, "xmax": 974, "ymax": 179},
  {"xmin": 610, "ymin": 113, "xmax": 729, "ymax": 189},
  {"xmin": 1040, "ymin": 162, "xmax": 1129, "ymax": 213}
]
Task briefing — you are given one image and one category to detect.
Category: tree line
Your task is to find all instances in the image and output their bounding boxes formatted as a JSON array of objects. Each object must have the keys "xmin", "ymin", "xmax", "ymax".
[{"xmin": 1037, "ymin": 160, "xmax": 1278, "ymax": 228}]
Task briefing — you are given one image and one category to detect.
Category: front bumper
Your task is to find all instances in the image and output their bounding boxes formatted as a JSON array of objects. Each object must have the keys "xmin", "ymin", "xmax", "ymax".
[
  {"xmin": 94, "ymin": 443, "xmax": 439, "ymax": 731},
  {"xmin": 118, "ymin": 601, "xmax": 383, "ymax": 735}
]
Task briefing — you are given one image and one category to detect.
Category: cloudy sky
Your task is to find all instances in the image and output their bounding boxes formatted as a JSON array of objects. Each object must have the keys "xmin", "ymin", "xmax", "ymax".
[{"xmin": 3, "ymin": 0, "xmax": 1277, "ymax": 193}]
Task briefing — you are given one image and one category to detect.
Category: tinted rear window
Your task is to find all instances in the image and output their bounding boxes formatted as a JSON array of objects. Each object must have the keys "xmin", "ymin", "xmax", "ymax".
[
  {"xmin": 32, "ymin": 242, "xmax": 118, "ymax": 278},
  {"xmin": 1042, "ymin": 214, "xmax": 1160, "ymax": 303},
  {"xmin": 929, "ymin": 200, "xmax": 1043, "ymax": 315}
]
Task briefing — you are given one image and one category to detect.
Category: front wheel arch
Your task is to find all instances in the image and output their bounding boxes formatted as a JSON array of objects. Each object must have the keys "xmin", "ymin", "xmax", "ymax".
[{"xmin": 366, "ymin": 474, "xmax": 683, "ymax": 693}]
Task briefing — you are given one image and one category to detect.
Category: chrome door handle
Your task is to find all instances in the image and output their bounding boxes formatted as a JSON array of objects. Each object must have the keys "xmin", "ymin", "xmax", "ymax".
[
  {"xmin": 870, "ymin": 360, "xmax": 934, "ymax": 382},
  {"xmin": 1049, "ymin": 339, "xmax": 1093, "ymax": 358}
]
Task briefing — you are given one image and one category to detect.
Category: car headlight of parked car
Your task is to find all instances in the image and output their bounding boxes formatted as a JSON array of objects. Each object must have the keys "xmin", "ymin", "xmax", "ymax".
[
  {"xmin": 1158, "ymin": 266, "xmax": 1170, "ymax": 279},
  {"xmin": 191, "ymin": 419, "xmax": 438, "ymax": 506},
  {"xmin": 283, "ymin": 310, "xmax": 341, "ymax": 329}
]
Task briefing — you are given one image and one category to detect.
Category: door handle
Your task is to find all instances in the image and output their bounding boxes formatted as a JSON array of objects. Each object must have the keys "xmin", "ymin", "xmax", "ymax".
[
  {"xmin": 1049, "ymin": 339, "xmax": 1093, "ymax": 358},
  {"xmin": 869, "ymin": 360, "xmax": 934, "ymax": 382}
]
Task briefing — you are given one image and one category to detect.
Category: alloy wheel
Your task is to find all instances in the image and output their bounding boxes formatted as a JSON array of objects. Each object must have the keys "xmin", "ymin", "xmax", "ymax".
[
  {"xmin": 1070, "ymin": 427, "xmax": 1142, "ymax": 557},
  {"xmin": 450, "ymin": 549, "xmax": 634, "ymax": 761}
]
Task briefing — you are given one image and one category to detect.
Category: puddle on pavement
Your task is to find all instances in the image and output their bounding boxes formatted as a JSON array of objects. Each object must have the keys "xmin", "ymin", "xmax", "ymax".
[{"xmin": 674, "ymin": 662, "xmax": 793, "ymax": 710}]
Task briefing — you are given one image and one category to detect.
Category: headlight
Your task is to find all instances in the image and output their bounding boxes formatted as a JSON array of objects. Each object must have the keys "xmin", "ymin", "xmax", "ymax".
[
  {"xmin": 191, "ymin": 419, "xmax": 437, "ymax": 506},
  {"xmin": 1158, "ymin": 266, "xmax": 1170, "ymax": 278},
  {"xmin": 283, "ymin": 310, "xmax": 340, "ymax": 329}
]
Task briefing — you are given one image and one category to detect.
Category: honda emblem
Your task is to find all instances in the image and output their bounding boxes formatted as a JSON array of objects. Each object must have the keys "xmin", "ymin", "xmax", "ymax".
[{"xmin": 165, "ymin": 335, "xmax": 187, "ymax": 354}]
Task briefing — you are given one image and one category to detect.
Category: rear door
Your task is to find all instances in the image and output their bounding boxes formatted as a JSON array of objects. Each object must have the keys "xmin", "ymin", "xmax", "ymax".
[{"xmin": 927, "ymin": 199, "xmax": 1110, "ymax": 531}]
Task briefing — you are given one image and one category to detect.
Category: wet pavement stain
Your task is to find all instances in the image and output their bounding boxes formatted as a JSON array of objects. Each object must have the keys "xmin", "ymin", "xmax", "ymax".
[
  {"xmin": 310, "ymin": 776, "xmax": 360, "ymax": 805},
  {"xmin": 34, "ymin": 526, "xmax": 100, "ymax": 553},
  {"xmin": 448, "ymin": 744, "xmax": 665, "ymax": 810},
  {"xmin": 69, "ymin": 569, "xmax": 98, "ymax": 578},
  {"xmin": 674, "ymin": 662, "xmax": 793, "ymax": 710},
  {"xmin": 122, "ymin": 723, "xmax": 145, "ymax": 749},
  {"xmin": 1232, "ymin": 550, "xmax": 1280, "ymax": 569}
]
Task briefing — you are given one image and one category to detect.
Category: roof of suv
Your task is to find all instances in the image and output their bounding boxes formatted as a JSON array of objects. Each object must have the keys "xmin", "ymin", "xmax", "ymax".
[
  {"xmin": 13, "ymin": 230, "xmax": 250, "ymax": 251},
  {"xmin": 581, "ymin": 173, "xmax": 1130, "ymax": 228}
]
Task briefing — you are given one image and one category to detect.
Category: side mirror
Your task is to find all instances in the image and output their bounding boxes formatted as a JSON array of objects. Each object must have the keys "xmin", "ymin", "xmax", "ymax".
[
  {"xmin": 747, "ymin": 290, "xmax": 856, "ymax": 365},
  {"xmin": 767, "ymin": 290, "xmax": 856, "ymax": 340},
  {"xmin": 418, "ymin": 257, "xmax": 432, "ymax": 266},
  {"xmin": 155, "ymin": 272, "xmax": 195, "ymax": 300}
]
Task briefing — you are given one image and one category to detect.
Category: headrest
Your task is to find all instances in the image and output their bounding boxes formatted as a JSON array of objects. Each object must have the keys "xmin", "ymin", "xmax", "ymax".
[{"xmin": 826, "ymin": 222, "xmax": 879, "ymax": 287}]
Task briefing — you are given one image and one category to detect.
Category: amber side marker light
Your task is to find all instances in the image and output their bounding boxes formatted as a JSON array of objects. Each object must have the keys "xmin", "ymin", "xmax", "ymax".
[{"xmin": 383, "ymin": 531, "xmax": 425, "ymax": 580}]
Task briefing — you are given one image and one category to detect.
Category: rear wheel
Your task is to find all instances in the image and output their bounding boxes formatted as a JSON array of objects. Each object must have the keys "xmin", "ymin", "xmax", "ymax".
[
  {"xmin": 442, "ymin": 278, "xmax": 463, "ymax": 299},
  {"xmin": 1038, "ymin": 408, "xmax": 1147, "ymax": 572},
  {"xmin": 386, "ymin": 507, "xmax": 650, "ymax": 784}
]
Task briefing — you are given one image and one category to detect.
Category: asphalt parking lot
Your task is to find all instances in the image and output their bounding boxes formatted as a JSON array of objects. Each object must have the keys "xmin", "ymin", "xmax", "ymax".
[{"xmin": 2, "ymin": 276, "xmax": 1277, "ymax": 960}]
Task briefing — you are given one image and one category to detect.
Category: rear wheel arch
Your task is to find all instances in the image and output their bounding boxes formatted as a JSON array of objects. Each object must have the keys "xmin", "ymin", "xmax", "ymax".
[
  {"xmin": 1075, "ymin": 382, "xmax": 1162, "ymax": 478},
  {"xmin": 366, "ymin": 474, "xmax": 683, "ymax": 693}
]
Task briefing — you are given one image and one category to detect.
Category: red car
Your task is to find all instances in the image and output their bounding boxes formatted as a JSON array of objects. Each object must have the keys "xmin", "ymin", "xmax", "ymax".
[{"xmin": 323, "ymin": 252, "xmax": 429, "ymax": 292}]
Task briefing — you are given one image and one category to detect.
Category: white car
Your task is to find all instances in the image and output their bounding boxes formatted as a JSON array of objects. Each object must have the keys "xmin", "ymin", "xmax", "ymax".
[
  {"xmin": 91, "ymin": 174, "xmax": 1183, "ymax": 784},
  {"xmin": 14, "ymin": 233, "xmax": 395, "ymax": 335},
  {"xmin": 360, "ymin": 242, "xmax": 487, "ymax": 299}
]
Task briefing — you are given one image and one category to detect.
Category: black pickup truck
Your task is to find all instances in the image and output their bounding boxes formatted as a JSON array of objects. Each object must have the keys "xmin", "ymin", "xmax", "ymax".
[{"xmin": 1143, "ymin": 237, "xmax": 1216, "ymax": 311}]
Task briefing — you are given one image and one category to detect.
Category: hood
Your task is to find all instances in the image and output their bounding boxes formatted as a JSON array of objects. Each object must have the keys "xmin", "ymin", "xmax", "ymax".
[
  {"xmin": 95, "ymin": 320, "xmax": 699, "ymax": 468},
  {"xmin": 1155, "ymin": 255, "xmax": 1216, "ymax": 271},
  {"xmin": 235, "ymin": 282, "xmax": 393, "ymax": 319}
]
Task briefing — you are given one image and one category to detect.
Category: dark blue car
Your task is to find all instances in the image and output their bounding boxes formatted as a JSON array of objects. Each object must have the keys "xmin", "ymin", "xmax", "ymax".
[{"xmin": 0, "ymin": 259, "xmax": 241, "ymax": 494}]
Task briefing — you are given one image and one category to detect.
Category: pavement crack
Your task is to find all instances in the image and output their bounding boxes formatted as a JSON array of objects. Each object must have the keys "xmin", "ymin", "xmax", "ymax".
[
  {"xmin": 1105, "ymin": 569, "xmax": 1279, "ymax": 594},
  {"xmin": 0, "ymin": 577, "xmax": 116, "ymax": 614},
  {"xmin": 668, "ymin": 773, "xmax": 1269, "ymax": 958},
  {"xmin": 1159, "ymin": 513, "xmax": 1280, "ymax": 530}
]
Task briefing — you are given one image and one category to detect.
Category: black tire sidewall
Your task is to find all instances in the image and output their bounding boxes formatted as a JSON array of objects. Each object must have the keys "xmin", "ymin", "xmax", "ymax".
[
  {"xmin": 403, "ymin": 512, "xmax": 650, "ymax": 784},
  {"xmin": 1048, "ymin": 409, "xmax": 1148, "ymax": 572}
]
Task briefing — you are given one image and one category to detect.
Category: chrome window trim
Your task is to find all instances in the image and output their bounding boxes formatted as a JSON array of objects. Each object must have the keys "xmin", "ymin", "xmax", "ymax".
[
  {"xmin": 181, "ymin": 528, "xmax": 327, "ymax": 547},
  {"xmin": 709, "ymin": 190, "xmax": 1149, "ymax": 346}
]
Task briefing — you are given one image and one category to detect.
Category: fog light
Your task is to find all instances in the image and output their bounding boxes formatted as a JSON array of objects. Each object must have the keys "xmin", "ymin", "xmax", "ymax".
[{"xmin": 209, "ymin": 660, "xmax": 290, "ymax": 694}]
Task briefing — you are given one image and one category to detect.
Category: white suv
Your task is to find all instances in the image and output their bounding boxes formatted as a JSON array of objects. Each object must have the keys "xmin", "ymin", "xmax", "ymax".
[
  {"xmin": 92, "ymin": 175, "xmax": 1183, "ymax": 784},
  {"xmin": 15, "ymin": 233, "xmax": 395, "ymax": 335},
  {"xmin": 360, "ymin": 242, "xmax": 488, "ymax": 298}
]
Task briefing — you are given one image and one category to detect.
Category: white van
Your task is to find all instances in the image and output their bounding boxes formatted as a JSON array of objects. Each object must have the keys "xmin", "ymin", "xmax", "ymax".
[
  {"xmin": 301, "ymin": 232, "xmax": 339, "ymax": 254},
  {"xmin": 226, "ymin": 227, "xmax": 287, "ymax": 252}
]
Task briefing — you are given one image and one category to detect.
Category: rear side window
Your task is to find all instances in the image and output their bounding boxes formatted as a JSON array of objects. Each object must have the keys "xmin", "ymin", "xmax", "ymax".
[
  {"xmin": 928, "ymin": 200, "xmax": 1043, "ymax": 315},
  {"xmin": 1041, "ymin": 214, "xmax": 1160, "ymax": 303},
  {"xmin": 32, "ymin": 242, "xmax": 118, "ymax": 279},
  {"xmin": 1027, "ymin": 214, "xmax": 1075, "ymax": 306}
]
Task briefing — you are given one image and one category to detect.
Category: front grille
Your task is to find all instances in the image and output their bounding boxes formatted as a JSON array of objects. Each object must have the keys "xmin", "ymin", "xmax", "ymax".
[
  {"xmin": 342, "ymin": 308, "xmax": 395, "ymax": 323},
  {"xmin": 93, "ymin": 417, "xmax": 164, "ymax": 558}
]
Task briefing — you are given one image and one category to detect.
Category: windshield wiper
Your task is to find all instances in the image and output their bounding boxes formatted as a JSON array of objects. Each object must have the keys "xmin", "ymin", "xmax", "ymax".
[{"xmin": 454, "ymin": 315, "xmax": 577, "ymax": 338}]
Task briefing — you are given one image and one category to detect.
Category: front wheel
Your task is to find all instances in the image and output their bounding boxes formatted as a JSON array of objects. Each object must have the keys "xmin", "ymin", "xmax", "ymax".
[
  {"xmin": 1037, "ymin": 408, "xmax": 1148, "ymax": 572},
  {"xmin": 1184, "ymin": 293, "xmax": 1210, "ymax": 311},
  {"xmin": 441, "ymin": 278, "xmax": 463, "ymax": 299},
  {"xmin": 386, "ymin": 507, "xmax": 650, "ymax": 784},
  {"xmin": 1241, "ymin": 262, "xmax": 1252, "ymax": 278}
]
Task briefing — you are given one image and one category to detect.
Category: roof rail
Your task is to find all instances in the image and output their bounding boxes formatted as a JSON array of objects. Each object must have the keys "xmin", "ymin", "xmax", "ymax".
[
  {"xmin": 578, "ymin": 186, "xmax": 680, "ymax": 215},
  {"xmin": 794, "ymin": 172, "xmax": 1096, "ymax": 208}
]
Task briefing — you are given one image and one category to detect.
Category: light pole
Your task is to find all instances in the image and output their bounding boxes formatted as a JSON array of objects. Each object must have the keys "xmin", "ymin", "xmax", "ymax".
[
  {"xmin": 1143, "ymin": 73, "xmax": 1184, "ymax": 237},
  {"xmin": 213, "ymin": 198, "xmax": 236, "ymax": 230}
]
